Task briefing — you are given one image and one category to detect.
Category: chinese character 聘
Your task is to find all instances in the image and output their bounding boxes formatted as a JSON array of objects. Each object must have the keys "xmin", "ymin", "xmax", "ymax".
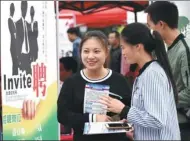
[{"xmin": 32, "ymin": 63, "xmax": 47, "ymax": 97}]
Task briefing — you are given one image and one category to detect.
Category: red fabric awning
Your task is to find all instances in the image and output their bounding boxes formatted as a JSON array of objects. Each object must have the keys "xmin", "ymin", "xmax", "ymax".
[
  {"xmin": 59, "ymin": 1, "xmax": 149, "ymax": 13},
  {"xmin": 59, "ymin": 7, "xmax": 127, "ymax": 28}
]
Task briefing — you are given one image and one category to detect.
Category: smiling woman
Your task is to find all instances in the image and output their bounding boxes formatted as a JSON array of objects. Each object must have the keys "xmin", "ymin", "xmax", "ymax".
[
  {"xmin": 57, "ymin": 31, "xmax": 132, "ymax": 141},
  {"xmin": 80, "ymin": 31, "xmax": 109, "ymax": 73}
]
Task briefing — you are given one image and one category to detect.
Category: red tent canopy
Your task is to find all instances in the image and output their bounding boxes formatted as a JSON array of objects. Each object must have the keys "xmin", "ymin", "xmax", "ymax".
[
  {"xmin": 59, "ymin": 7, "xmax": 127, "ymax": 28},
  {"xmin": 58, "ymin": 1, "xmax": 149, "ymax": 14}
]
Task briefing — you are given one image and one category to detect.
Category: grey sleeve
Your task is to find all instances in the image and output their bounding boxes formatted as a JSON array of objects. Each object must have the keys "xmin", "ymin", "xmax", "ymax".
[{"xmin": 178, "ymin": 51, "xmax": 190, "ymax": 107}]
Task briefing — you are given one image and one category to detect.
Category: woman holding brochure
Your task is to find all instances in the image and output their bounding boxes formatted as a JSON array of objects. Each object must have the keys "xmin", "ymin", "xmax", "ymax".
[
  {"xmin": 100, "ymin": 23, "xmax": 180, "ymax": 140},
  {"xmin": 57, "ymin": 31, "xmax": 132, "ymax": 141}
]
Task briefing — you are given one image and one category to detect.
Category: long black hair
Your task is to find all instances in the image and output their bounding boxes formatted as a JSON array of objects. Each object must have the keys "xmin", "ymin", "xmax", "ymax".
[{"xmin": 121, "ymin": 23, "xmax": 178, "ymax": 103}]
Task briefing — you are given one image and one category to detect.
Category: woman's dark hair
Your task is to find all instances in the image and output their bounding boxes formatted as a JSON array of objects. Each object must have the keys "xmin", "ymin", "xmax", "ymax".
[
  {"xmin": 79, "ymin": 30, "xmax": 109, "ymax": 68},
  {"xmin": 121, "ymin": 22, "xmax": 178, "ymax": 103}
]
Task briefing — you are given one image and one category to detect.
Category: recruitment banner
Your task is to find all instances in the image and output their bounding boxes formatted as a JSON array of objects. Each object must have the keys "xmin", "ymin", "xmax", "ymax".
[{"xmin": 1, "ymin": 1, "xmax": 59, "ymax": 140}]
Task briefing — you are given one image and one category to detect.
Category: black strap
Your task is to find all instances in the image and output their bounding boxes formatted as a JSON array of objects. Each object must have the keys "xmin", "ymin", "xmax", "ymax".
[{"xmin": 181, "ymin": 37, "xmax": 190, "ymax": 73}]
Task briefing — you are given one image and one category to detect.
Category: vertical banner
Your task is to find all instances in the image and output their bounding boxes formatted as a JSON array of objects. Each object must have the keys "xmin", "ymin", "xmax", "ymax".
[{"xmin": 1, "ymin": 1, "xmax": 59, "ymax": 140}]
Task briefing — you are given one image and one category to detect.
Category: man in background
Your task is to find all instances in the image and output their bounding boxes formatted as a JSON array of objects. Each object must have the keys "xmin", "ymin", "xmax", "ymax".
[
  {"xmin": 145, "ymin": 1, "xmax": 190, "ymax": 140},
  {"xmin": 67, "ymin": 27, "xmax": 81, "ymax": 62},
  {"xmin": 108, "ymin": 31, "xmax": 121, "ymax": 73},
  {"xmin": 59, "ymin": 57, "xmax": 78, "ymax": 135},
  {"xmin": 59, "ymin": 57, "xmax": 78, "ymax": 84}
]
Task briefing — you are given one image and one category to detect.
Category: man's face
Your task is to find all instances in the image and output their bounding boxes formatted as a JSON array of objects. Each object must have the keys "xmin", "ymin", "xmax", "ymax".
[
  {"xmin": 108, "ymin": 33, "xmax": 118, "ymax": 46},
  {"xmin": 30, "ymin": 7, "xmax": 35, "ymax": 19},
  {"xmin": 59, "ymin": 63, "xmax": 72, "ymax": 82},
  {"xmin": 67, "ymin": 33, "xmax": 74, "ymax": 42},
  {"xmin": 21, "ymin": 2, "xmax": 28, "ymax": 19},
  {"xmin": 147, "ymin": 14, "xmax": 165, "ymax": 39},
  {"xmin": 10, "ymin": 4, "xmax": 15, "ymax": 17}
]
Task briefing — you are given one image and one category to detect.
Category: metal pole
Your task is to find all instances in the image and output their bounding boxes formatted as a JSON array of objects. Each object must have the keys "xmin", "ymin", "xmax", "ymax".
[
  {"xmin": 55, "ymin": 1, "xmax": 60, "ymax": 140},
  {"xmin": 134, "ymin": 11, "xmax": 137, "ymax": 22}
]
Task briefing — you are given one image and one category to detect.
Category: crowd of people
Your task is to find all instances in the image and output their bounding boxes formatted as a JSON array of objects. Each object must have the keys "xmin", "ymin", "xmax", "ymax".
[{"xmin": 58, "ymin": 1, "xmax": 190, "ymax": 141}]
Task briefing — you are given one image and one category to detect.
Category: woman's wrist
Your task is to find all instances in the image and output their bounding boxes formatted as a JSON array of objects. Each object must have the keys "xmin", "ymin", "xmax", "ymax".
[{"xmin": 120, "ymin": 106, "xmax": 130, "ymax": 119}]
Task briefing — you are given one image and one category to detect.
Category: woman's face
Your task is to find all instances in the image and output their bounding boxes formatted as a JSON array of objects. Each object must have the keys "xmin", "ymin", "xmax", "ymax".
[
  {"xmin": 81, "ymin": 38, "xmax": 107, "ymax": 71},
  {"xmin": 120, "ymin": 37, "xmax": 138, "ymax": 65}
]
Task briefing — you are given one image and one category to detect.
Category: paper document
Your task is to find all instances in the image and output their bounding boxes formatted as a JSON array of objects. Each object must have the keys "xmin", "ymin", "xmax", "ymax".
[{"xmin": 83, "ymin": 84, "xmax": 110, "ymax": 114}]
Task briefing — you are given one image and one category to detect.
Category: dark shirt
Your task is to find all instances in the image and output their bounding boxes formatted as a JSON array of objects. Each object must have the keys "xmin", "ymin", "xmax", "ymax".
[
  {"xmin": 109, "ymin": 47, "xmax": 121, "ymax": 73},
  {"xmin": 57, "ymin": 70, "xmax": 131, "ymax": 141}
]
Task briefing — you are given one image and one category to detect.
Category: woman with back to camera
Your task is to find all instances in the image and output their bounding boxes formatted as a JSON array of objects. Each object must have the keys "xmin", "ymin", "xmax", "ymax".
[
  {"xmin": 100, "ymin": 23, "xmax": 181, "ymax": 140},
  {"xmin": 57, "ymin": 31, "xmax": 131, "ymax": 141}
]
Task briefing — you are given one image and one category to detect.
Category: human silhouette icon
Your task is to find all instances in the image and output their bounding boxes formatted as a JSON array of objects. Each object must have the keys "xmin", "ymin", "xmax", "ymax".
[
  {"xmin": 16, "ymin": 1, "xmax": 32, "ymax": 75},
  {"xmin": 8, "ymin": 3, "xmax": 19, "ymax": 75},
  {"xmin": 29, "ymin": 6, "xmax": 39, "ymax": 62}
]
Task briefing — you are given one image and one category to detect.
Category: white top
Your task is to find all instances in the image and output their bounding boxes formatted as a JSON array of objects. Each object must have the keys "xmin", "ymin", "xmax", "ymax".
[{"xmin": 80, "ymin": 69, "xmax": 112, "ymax": 83}]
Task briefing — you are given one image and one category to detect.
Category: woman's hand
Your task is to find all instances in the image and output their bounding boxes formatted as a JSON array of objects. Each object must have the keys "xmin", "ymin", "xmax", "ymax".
[
  {"xmin": 119, "ymin": 119, "xmax": 134, "ymax": 140},
  {"xmin": 96, "ymin": 114, "xmax": 112, "ymax": 122},
  {"xmin": 99, "ymin": 95, "xmax": 125, "ymax": 114},
  {"xmin": 126, "ymin": 126, "xmax": 134, "ymax": 140}
]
